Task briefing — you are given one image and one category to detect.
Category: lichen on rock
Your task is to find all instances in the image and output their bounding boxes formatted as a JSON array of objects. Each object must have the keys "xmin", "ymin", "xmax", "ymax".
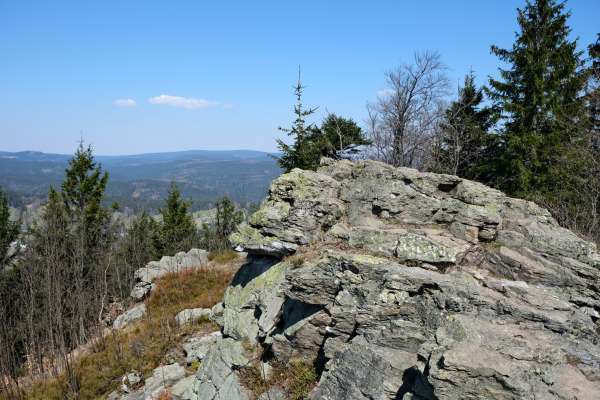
[{"xmin": 202, "ymin": 159, "xmax": 600, "ymax": 399}]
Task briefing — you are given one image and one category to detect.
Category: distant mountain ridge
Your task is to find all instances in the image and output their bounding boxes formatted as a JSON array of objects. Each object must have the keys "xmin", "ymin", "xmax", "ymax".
[{"xmin": 0, "ymin": 149, "xmax": 281, "ymax": 211}]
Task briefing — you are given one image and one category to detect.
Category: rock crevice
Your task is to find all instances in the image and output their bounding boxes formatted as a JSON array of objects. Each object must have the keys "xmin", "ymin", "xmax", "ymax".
[{"xmin": 210, "ymin": 159, "xmax": 600, "ymax": 399}]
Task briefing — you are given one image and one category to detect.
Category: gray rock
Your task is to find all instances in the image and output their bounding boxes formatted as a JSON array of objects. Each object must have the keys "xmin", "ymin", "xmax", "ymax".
[
  {"xmin": 175, "ymin": 308, "xmax": 212, "ymax": 326},
  {"xmin": 209, "ymin": 302, "xmax": 224, "ymax": 327},
  {"xmin": 171, "ymin": 375, "xmax": 197, "ymax": 400},
  {"xmin": 183, "ymin": 331, "xmax": 222, "ymax": 364},
  {"xmin": 222, "ymin": 257, "xmax": 286, "ymax": 343},
  {"xmin": 130, "ymin": 248, "xmax": 209, "ymax": 299},
  {"xmin": 121, "ymin": 363, "xmax": 186, "ymax": 400},
  {"xmin": 121, "ymin": 370, "xmax": 143, "ymax": 393},
  {"xmin": 144, "ymin": 363, "xmax": 186, "ymax": 399},
  {"xmin": 106, "ymin": 391, "xmax": 121, "ymax": 400},
  {"xmin": 257, "ymin": 386, "xmax": 287, "ymax": 400},
  {"xmin": 113, "ymin": 303, "xmax": 146, "ymax": 330},
  {"xmin": 193, "ymin": 338, "xmax": 251, "ymax": 400},
  {"xmin": 221, "ymin": 159, "xmax": 600, "ymax": 400},
  {"xmin": 313, "ymin": 340, "xmax": 389, "ymax": 400},
  {"xmin": 130, "ymin": 282, "xmax": 154, "ymax": 301}
]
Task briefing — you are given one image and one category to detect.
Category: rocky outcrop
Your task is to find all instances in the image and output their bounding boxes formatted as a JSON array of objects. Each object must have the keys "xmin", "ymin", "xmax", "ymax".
[
  {"xmin": 113, "ymin": 303, "xmax": 146, "ymax": 330},
  {"xmin": 192, "ymin": 338, "xmax": 251, "ymax": 400},
  {"xmin": 196, "ymin": 159, "xmax": 600, "ymax": 399},
  {"xmin": 183, "ymin": 331, "xmax": 222, "ymax": 364},
  {"xmin": 130, "ymin": 249, "xmax": 209, "ymax": 300}
]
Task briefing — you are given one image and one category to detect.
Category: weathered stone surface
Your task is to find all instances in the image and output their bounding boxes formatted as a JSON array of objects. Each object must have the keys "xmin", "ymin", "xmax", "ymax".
[
  {"xmin": 120, "ymin": 363, "xmax": 186, "ymax": 400},
  {"xmin": 209, "ymin": 302, "xmax": 225, "ymax": 327},
  {"xmin": 130, "ymin": 282, "xmax": 154, "ymax": 301},
  {"xmin": 183, "ymin": 331, "xmax": 222, "ymax": 364},
  {"xmin": 130, "ymin": 248, "xmax": 209, "ymax": 300},
  {"xmin": 222, "ymin": 256, "xmax": 286, "ymax": 343},
  {"xmin": 231, "ymin": 168, "xmax": 343, "ymax": 257},
  {"xmin": 193, "ymin": 338, "xmax": 251, "ymax": 400},
  {"xmin": 171, "ymin": 375, "xmax": 197, "ymax": 400},
  {"xmin": 175, "ymin": 308, "xmax": 212, "ymax": 326},
  {"xmin": 113, "ymin": 303, "xmax": 146, "ymax": 330},
  {"xmin": 216, "ymin": 159, "xmax": 600, "ymax": 399}
]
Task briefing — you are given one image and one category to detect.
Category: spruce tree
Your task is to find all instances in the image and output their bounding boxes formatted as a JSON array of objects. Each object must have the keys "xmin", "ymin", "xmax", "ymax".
[
  {"xmin": 487, "ymin": 0, "xmax": 587, "ymax": 197},
  {"xmin": 60, "ymin": 143, "xmax": 112, "ymax": 345},
  {"xmin": 276, "ymin": 68, "xmax": 319, "ymax": 172},
  {"xmin": 436, "ymin": 72, "xmax": 496, "ymax": 178},
  {"xmin": 0, "ymin": 189, "xmax": 20, "ymax": 267},
  {"xmin": 157, "ymin": 183, "xmax": 198, "ymax": 256},
  {"xmin": 61, "ymin": 142, "xmax": 110, "ymax": 257}
]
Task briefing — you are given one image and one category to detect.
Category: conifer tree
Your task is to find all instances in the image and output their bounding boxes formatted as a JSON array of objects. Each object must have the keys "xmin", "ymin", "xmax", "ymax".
[
  {"xmin": 487, "ymin": 0, "xmax": 587, "ymax": 197},
  {"xmin": 436, "ymin": 72, "xmax": 496, "ymax": 178},
  {"xmin": 201, "ymin": 196, "xmax": 243, "ymax": 251},
  {"xmin": 276, "ymin": 68, "xmax": 320, "ymax": 172},
  {"xmin": 0, "ymin": 189, "xmax": 20, "ymax": 267},
  {"xmin": 157, "ymin": 183, "xmax": 198, "ymax": 256},
  {"xmin": 61, "ymin": 142, "xmax": 111, "ymax": 259}
]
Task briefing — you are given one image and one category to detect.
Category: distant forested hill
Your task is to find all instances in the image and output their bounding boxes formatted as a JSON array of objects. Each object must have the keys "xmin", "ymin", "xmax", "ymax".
[{"xmin": 0, "ymin": 150, "xmax": 281, "ymax": 211}]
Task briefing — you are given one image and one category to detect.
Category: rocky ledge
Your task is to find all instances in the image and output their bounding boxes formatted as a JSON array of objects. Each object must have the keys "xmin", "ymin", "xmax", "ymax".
[{"xmin": 196, "ymin": 159, "xmax": 600, "ymax": 400}]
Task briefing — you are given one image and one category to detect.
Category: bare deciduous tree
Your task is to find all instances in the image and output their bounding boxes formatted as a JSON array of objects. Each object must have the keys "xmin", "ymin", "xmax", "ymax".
[{"xmin": 367, "ymin": 51, "xmax": 450, "ymax": 168}]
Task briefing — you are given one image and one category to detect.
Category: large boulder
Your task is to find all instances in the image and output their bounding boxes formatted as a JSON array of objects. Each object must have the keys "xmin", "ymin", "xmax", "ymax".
[
  {"xmin": 192, "ymin": 338, "xmax": 251, "ymax": 400},
  {"xmin": 118, "ymin": 363, "xmax": 187, "ymax": 400},
  {"xmin": 130, "ymin": 248, "xmax": 209, "ymax": 300},
  {"xmin": 194, "ymin": 159, "xmax": 600, "ymax": 399},
  {"xmin": 113, "ymin": 303, "xmax": 146, "ymax": 330}
]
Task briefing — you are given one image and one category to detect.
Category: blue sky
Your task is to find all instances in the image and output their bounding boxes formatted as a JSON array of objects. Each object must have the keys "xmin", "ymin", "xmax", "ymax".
[{"xmin": 1, "ymin": 1, "xmax": 598, "ymax": 155}]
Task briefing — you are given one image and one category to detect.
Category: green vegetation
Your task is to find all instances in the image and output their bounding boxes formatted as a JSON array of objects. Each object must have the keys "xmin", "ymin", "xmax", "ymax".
[
  {"xmin": 477, "ymin": 0, "xmax": 599, "ymax": 242},
  {"xmin": 156, "ymin": 183, "xmax": 199, "ymax": 256},
  {"xmin": 362, "ymin": 0, "xmax": 600, "ymax": 244},
  {"xmin": 433, "ymin": 72, "xmax": 497, "ymax": 178},
  {"xmin": 0, "ymin": 143, "xmax": 247, "ymax": 398},
  {"xmin": 486, "ymin": 0, "xmax": 589, "ymax": 198},
  {"xmin": 0, "ymin": 189, "xmax": 19, "ymax": 267},
  {"xmin": 201, "ymin": 196, "xmax": 244, "ymax": 252},
  {"xmin": 276, "ymin": 69, "xmax": 369, "ymax": 172}
]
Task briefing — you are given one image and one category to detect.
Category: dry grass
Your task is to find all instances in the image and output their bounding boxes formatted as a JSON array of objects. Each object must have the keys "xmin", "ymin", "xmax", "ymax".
[
  {"xmin": 208, "ymin": 249, "xmax": 239, "ymax": 264},
  {"xmin": 148, "ymin": 267, "xmax": 234, "ymax": 318},
  {"xmin": 15, "ymin": 266, "xmax": 236, "ymax": 400},
  {"xmin": 156, "ymin": 388, "xmax": 172, "ymax": 400},
  {"xmin": 239, "ymin": 358, "xmax": 318, "ymax": 400}
]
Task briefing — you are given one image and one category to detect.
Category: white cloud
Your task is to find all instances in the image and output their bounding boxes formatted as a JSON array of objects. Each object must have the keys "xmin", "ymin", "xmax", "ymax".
[
  {"xmin": 113, "ymin": 98, "xmax": 137, "ymax": 107},
  {"xmin": 148, "ymin": 94, "xmax": 219, "ymax": 110}
]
